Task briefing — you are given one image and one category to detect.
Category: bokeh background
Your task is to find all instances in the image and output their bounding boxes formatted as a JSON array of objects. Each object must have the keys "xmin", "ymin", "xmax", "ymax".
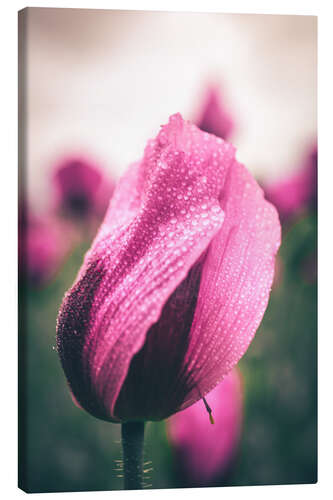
[{"xmin": 18, "ymin": 8, "xmax": 317, "ymax": 492}]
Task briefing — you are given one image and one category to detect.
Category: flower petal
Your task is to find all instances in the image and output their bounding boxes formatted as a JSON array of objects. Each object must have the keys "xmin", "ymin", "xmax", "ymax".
[
  {"xmin": 114, "ymin": 258, "xmax": 204, "ymax": 420},
  {"xmin": 175, "ymin": 159, "xmax": 281, "ymax": 410},
  {"xmin": 57, "ymin": 114, "xmax": 236, "ymax": 421}
]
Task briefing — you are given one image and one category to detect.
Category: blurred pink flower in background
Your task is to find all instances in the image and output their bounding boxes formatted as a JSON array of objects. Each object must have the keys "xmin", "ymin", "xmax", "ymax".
[
  {"xmin": 264, "ymin": 144, "xmax": 317, "ymax": 221},
  {"xmin": 52, "ymin": 157, "xmax": 115, "ymax": 224},
  {"xmin": 19, "ymin": 210, "xmax": 70, "ymax": 287},
  {"xmin": 195, "ymin": 85, "xmax": 234, "ymax": 140},
  {"xmin": 168, "ymin": 368, "xmax": 243, "ymax": 486},
  {"xmin": 56, "ymin": 114, "xmax": 280, "ymax": 423}
]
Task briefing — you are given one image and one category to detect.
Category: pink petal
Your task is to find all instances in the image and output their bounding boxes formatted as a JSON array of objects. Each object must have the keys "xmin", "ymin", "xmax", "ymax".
[
  {"xmin": 176, "ymin": 159, "xmax": 281, "ymax": 410},
  {"xmin": 57, "ymin": 114, "xmax": 236, "ymax": 422},
  {"xmin": 168, "ymin": 368, "xmax": 243, "ymax": 485},
  {"xmin": 114, "ymin": 257, "xmax": 204, "ymax": 420}
]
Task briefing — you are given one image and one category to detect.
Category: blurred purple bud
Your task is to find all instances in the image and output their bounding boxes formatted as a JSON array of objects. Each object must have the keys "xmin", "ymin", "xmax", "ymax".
[
  {"xmin": 19, "ymin": 209, "xmax": 70, "ymax": 287},
  {"xmin": 52, "ymin": 157, "xmax": 115, "ymax": 223},
  {"xmin": 264, "ymin": 144, "xmax": 317, "ymax": 221},
  {"xmin": 196, "ymin": 85, "xmax": 234, "ymax": 140}
]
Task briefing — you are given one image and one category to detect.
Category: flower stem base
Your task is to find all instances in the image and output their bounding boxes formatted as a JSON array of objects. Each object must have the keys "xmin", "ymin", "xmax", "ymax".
[{"xmin": 121, "ymin": 421, "xmax": 145, "ymax": 490}]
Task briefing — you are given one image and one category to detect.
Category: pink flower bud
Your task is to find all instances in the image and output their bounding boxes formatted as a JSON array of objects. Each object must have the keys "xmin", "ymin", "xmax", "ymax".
[
  {"xmin": 57, "ymin": 114, "xmax": 280, "ymax": 423},
  {"xmin": 168, "ymin": 368, "xmax": 243, "ymax": 486}
]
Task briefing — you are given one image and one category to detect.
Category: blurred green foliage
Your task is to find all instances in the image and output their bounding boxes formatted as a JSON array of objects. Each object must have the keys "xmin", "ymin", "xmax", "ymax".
[{"xmin": 18, "ymin": 211, "xmax": 317, "ymax": 492}]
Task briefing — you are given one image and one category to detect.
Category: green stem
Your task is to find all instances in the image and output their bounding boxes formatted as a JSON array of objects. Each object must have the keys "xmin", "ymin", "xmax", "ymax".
[{"xmin": 121, "ymin": 421, "xmax": 145, "ymax": 490}]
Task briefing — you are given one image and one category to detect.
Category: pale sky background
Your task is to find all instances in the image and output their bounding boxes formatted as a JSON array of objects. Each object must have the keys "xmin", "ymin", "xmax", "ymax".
[{"xmin": 23, "ymin": 8, "xmax": 317, "ymax": 209}]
